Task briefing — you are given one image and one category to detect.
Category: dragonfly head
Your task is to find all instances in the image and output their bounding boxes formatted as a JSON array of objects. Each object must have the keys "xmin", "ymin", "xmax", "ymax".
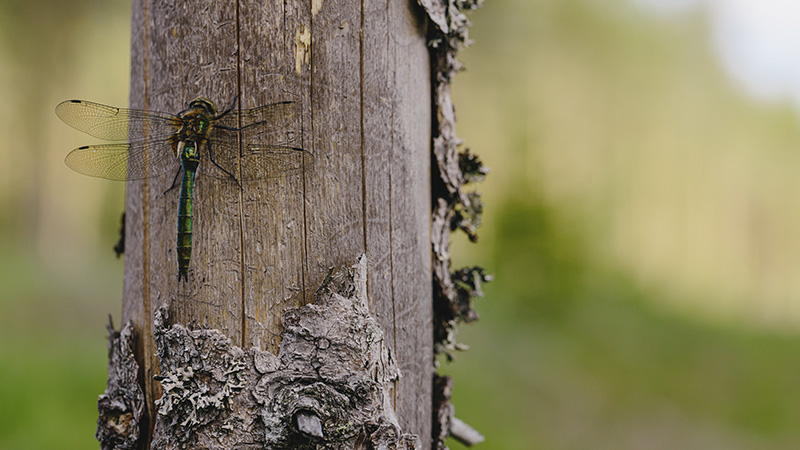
[{"xmin": 188, "ymin": 97, "xmax": 217, "ymax": 115}]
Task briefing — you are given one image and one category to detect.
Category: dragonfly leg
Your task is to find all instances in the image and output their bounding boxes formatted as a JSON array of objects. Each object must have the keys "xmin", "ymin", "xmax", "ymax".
[
  {"xmin": 214, "ymin": 100, "xmax": 294, "ymax": 132},
  {"xmin": 207, "ymin": 141, "xmax": 243, "ymax": 190},
  {"xmin": 215, "ymin": 117, "xmax": 273, "ymax": 132},
  {"xmin": 164, "ymin": 166, "xmax": 183, "ymax": 195},
  {"xmin": 213, "ymin": 95, "xmax": 239, "ymax": 121},
  {"xmin": 214, "ymin": 124, "xmax": 239, "ymax": 131}
]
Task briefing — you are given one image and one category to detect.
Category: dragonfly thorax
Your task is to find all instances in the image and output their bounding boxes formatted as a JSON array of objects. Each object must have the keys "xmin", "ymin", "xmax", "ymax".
[
  {"xmin": 178, "ymin": 111, "xmax": 212, "ymax": 143},
  {"xmin": 178, "ymin": 98, "xmax": 216, "ymax": 144}
]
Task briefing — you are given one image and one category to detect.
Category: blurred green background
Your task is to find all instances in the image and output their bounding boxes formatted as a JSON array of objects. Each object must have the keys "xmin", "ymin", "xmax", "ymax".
[{"xmin": 4, "ymin": 0, "xmax": 800, "ymax": 449}]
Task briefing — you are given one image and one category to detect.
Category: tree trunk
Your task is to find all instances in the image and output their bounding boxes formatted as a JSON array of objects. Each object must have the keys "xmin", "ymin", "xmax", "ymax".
[{"xmin": 104, "ymin": 0, "xmax": 433, "ymax": 448}]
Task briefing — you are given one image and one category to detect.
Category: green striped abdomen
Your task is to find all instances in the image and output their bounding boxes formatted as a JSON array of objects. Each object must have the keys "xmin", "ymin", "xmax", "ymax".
[{"xmin": 177, "ymin": 142, "xmax": 200, "ymax": 282}]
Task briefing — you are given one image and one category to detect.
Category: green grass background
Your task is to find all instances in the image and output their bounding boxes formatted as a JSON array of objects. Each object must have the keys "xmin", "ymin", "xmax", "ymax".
[{"xmin": 4, "ymin": 0, "xmax": 800, "ymax": 449}]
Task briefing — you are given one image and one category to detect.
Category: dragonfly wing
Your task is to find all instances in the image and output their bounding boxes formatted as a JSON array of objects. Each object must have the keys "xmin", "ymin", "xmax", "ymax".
[
  {"xmin": 56, "ymin": 100, "xmax": 180, "ymax": 142},
  {"xmin": 239, "ymin": 144, "xmax": 313, "ymax": 180},
  {"xmin": 203, "ymin": 101, "xmax": 307, "ymax": 182},
  {"xmin": 214, "ymin": 101, "xmax": 302, "ymax": 138},
  {"xmin": 65, "ymin": 139, "xmax": 178, "ymax": 181},
  {"xmin": 201, "ymin": 138, "xmax": 312, "ymax": 182}
]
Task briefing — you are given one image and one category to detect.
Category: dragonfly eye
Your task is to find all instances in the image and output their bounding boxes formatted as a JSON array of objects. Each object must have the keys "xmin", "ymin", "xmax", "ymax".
[{"xmin": 188, "ymin": 97, "xmax": 216, "ymax": 115}]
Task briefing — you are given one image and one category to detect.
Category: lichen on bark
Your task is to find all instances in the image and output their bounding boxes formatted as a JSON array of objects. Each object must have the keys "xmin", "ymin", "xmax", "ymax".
[
  {"xmin": 96, "ymin": 319, "xmax": 145, "ymax": 450},
  {"xmin": 99, "ymin": 255, "xmax": 418, "ymax": 450}
]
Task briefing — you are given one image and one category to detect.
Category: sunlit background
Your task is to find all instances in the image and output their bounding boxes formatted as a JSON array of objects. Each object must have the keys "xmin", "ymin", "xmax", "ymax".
[{"xmin": 3, "ymin": 0, "xmax": 800, "ymax": 448}]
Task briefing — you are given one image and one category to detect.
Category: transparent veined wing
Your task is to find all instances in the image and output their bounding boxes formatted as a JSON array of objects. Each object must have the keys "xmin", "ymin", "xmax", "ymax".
[
  {"xmin": 205, "ymin": 100, "xmax": 307, "ymax": 181},
  {"xmin": 64, "ymin": 139, "xmax": 179, "ymax": 181},
  {"xmin": 239, "ymin": 144, "xmax": 313, "ymax": 180},
  {"xmin": 213, "ymin": 100, "xmax": 302, "ymax": 143},
  {"xmin": 199, "ymin": 141, "xmax": 311, "ymax": 182},
  {"xmin": 55, "ymin": 100, "xmax": 181, "ymax": 142}
]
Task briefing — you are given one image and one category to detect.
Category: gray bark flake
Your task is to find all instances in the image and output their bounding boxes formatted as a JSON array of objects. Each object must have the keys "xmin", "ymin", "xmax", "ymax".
[
  {"xmin": 419, "ymin": 0, "xmax": 488, "ymax": 448},
  {"xmin": 96, "ymin": 319, "xmax": 145, "ymax": 450},
  {"xmin": 146, "ymin": 255, "xmax": 418, "ymax": 450}
]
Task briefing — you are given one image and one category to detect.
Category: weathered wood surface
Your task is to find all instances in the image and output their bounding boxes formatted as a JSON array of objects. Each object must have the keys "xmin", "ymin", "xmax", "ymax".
[{"xmin": 122, "ymin": 0, "xmax": 432, "ymax": 447}]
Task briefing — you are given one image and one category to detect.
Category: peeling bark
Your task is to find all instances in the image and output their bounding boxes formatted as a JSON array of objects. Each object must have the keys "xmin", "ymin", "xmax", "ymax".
[
  {"xmin": 103, "ymin": 256, "xmax": 419, "ymax": 449},
  {"xmin": 432, "ymin": 375, "xmax": 483, "ymax": 449},
  {"xmin": 96, "ymin": 319, "xmax": 145, "ymax": 450},
  {"xmin": 419, "ymin": 0, "xmax": 488, "ymax": 448},
  {"xmin": 251, "ymin": 255, "xmax": 418, "ymax": 449},
  {"xmin": 113, "ymin": 211, "xmax": 125, "ymax": 258},
  {"xmin": 422, "ymin": 0, "xmax": 488, "ymax": 358},
  {"xmin": 431, "ymin": 374, "xmax": 454, "ymax": 450}
]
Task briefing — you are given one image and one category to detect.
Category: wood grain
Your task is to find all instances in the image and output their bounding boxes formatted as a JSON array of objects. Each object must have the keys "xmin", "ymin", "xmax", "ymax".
[
  {"xmin": 238, "ymin": 0, "xmax": 310, "ymax": 352},
  {"xmin": 387, "ymin": 1, "xmax": 433, "ymax": 439},
  {"xmin": 304, "ymin": 0, "xmax": 366, "ymax": 286},
  {"xmin": 123, "ymin": 0, "xmax": 432, "ymax": 447}
]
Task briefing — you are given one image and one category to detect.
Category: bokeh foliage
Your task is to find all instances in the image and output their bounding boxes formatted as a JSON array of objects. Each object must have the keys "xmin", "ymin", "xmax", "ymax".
[{"xmin": 445, "ymin": 0, "xmax": 800, "ymax": 448}]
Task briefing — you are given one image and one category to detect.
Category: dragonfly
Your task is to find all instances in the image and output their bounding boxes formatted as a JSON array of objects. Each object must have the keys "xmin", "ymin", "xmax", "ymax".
[{"xmin": 56, "ymin": 96, "xmax": 312, "ymax": 282}]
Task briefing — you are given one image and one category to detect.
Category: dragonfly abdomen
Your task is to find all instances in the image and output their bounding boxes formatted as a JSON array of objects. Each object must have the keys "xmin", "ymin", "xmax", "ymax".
[{"xmin": 177, "ymin": 141, "xmax": 200, "ymax": 282}]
